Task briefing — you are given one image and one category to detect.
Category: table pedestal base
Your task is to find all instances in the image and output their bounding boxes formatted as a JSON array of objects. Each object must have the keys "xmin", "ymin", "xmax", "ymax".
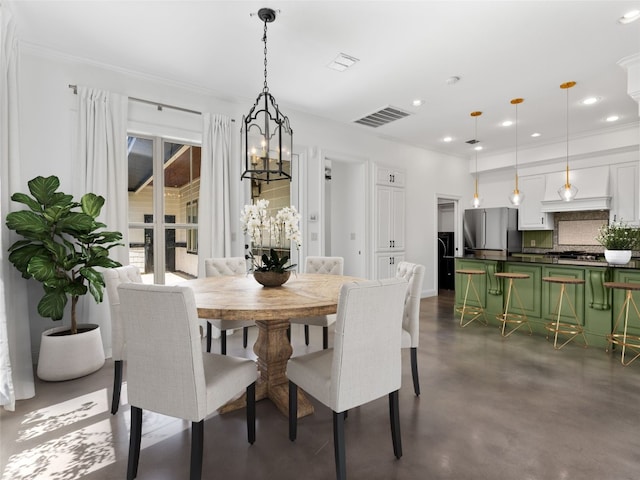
[{"xmin": 219, "ymin": 318, "xmax": 314, "ymax": 418}]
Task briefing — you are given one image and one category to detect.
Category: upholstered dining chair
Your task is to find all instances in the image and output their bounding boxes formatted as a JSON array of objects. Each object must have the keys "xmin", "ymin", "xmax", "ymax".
[
  {"xmin": 104, "ymin": 265, "xmax": 143, "ymax": 415},
  {"xmin": 395, "ymin": 261, "xmax": 426, "ymax": 397},
  {"xmin": 287, "ymin": 278, "xmax": 408, "ymax": 480},
  {"xmin": 289, "ymin": 256, "xmax": 344, "ymax": 349},
  {"xmin": 204, "ymin": 257, "xmax": 255, "ymax": 354},
  {"xmin": 118, "ymin": 283, "xmax": 257, "ymax": 480}
]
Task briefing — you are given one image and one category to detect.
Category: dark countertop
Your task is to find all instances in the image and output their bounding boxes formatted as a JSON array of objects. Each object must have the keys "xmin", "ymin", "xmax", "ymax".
[{"xmin": 457, "ymin": 254, "xmax": 640, "ymax": 269}]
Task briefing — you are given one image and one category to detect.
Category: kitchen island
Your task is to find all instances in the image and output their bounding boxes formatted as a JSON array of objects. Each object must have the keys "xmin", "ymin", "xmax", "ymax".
[{"xmin": 454, "ymin": 255, "xmax": 640, "ymax": 348}]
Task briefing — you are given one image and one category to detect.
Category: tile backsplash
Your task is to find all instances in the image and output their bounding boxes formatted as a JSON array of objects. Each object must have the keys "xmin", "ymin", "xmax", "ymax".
[{"xmin": 523, "ymin": 210, "xmax": 609, "ymax": 254}]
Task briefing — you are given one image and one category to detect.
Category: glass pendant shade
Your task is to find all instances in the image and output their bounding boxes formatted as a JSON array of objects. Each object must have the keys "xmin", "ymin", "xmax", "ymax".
[
  {"xmin": 509, "ymin": 186, "xmax": 524, "ymax": 206},
  {"xmin": 241, "ymin": 8, "xmax": 293, "ymax": 183},
  {"xmin": 557, "ymin": 81, "xmax": 577, "ymax": 201},
  {"xmin": 472, "ymin": 192, "xmax": 482, "ymax": 208}
]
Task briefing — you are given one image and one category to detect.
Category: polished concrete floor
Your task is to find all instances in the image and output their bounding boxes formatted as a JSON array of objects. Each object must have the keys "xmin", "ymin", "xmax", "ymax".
[{"xmin": 2, "ymin": 291, "xmax": 639, "ymax": 479}]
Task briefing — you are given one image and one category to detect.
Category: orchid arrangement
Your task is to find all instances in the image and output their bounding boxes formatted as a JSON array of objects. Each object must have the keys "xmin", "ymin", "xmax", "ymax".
[
  {"xmin": 240, "ymin": 199, "xmax": 302, "ymax": 273},
  {"xmin": 595, "ymin": 220, "xmax": 640, "ymax": 250}
]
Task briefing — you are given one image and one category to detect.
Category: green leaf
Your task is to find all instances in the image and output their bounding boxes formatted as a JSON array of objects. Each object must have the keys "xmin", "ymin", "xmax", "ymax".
[
  {"xmin": 49, "ymin": 192, "xmax": 74, "ymax": 208},
  {"xmin": 42, "ymin": 238, "xmax": 68, "ymax": 263},
  {"xmin": 58, "ymin": 212, "xmax": 94, "ymax": 233},
  {"xmin": 81, "ymin": 193, "xmax": 105, "ymax": 219},
  {"xmin": 66, "ymin": 280, "xmax": 88, "ymax": 297},
  {"xmin": 10, "ymin": 192, "xmax": 42, "ymax": 212},
  {"xmin": 8, "ymin": 244, "xmax": 45, "ymax": 277},
  {"xmin": 88, "ymin": 280, "xmax": 104, "ymax": 304},
  {"xmin": 28, "ymin": 176, "xmax": 59, "ymax": 206},
  {"xmin": 6, "ymin": 210, "xmax": 49, "ymax": 235},
  {"xmin": 79, "ymin": 266, "xmax": 103, "ymax": 286},
  {"xmin": 37, "ymin": 290, "xmax": 67, "ymax": 320},
  {"xmin": 27, "ymin": 255, "xmax": 58, "ymax": 283}
]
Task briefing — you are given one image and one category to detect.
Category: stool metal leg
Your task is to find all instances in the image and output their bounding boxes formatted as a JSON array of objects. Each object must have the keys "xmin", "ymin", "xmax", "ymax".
[
  {"xmin": 498, "ymin": 279, "xmax": 532, "ymax": 338},
  {"xmin": 546, "ymin": 283, "xmax": 588, "ymax": 350},
  {"xmin": 458, "ymin": 274, "xmax": 487, "ymax": 327},
  {"xmin": 609, "ymin": 290, "xmax": 640, "ymax": 366}
]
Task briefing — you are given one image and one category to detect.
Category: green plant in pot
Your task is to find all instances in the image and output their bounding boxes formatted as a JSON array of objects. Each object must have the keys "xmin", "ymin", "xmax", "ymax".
[
  {"xmin": 595, "ymin": 220, "xmax": 640, "ymax": 265},
  {"xmin": 5, "ymin": 175, "xmax": 123, "ymax": 380}
]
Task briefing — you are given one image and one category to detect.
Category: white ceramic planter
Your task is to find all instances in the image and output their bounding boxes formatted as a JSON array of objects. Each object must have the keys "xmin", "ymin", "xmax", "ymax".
[
  {"xmin": 604, "ymin": 249, "xmax": 632, "ymax": 265},
  {"xmin": 37, "ymin": 323, "xmax": 105, "ymax": 381}
]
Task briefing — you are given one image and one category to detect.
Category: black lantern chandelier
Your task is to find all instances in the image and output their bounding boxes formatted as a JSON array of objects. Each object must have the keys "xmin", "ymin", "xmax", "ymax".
[{"xmin": 241, "ymin": 8, "xmax": 293, "ymax": 183}]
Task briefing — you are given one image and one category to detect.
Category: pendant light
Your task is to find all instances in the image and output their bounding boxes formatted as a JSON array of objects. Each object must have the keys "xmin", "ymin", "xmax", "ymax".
[
  {"xmin": 241, "ymin": 8, "xmax": 293, "ymax": 183},
  {"xmin": 471, "ymin": 111, "xmax": 483, "ymax": 208},
  {"xmin": 508, "ymin": 98, "xmax": 524, "ymax": 206},
  {"xmin": 558, "ymin": 81, "xmax": 578, "ymax": 201}
]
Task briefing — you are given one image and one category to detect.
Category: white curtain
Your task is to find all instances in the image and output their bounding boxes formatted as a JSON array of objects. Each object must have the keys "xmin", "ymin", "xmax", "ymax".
[
  {"xmin": 0, "ymin": 5, "xmax": 35, "ymax": 410},
  {"xmin": 74, "ymin": 86, "xmax": 128, "ymax": 358},
  {"xmin": 198, "ymin": 113, "xmax": 232, "ymax": 276}
]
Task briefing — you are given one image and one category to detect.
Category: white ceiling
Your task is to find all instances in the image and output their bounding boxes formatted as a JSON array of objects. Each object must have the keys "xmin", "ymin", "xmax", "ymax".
[{"xmin": 8, "ymin": 1, "xmax": 640, "ymax": 159}]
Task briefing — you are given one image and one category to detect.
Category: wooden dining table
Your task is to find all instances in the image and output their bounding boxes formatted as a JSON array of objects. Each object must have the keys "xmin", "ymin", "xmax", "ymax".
[{"xmin": 181, "ymin": 272, "xmax": 363, "ymax": 418}]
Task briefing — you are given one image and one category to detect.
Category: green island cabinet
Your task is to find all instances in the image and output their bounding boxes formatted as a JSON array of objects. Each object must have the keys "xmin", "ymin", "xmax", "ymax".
[{"xmin": 454, "ymin": 258, "xmax": 614, "ymax": 348}]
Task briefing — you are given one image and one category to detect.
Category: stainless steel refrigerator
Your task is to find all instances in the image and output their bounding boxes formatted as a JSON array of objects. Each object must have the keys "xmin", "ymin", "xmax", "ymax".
[{"xmin": 463, "ymin": 207, "xmax": 522, "ymax": 256}]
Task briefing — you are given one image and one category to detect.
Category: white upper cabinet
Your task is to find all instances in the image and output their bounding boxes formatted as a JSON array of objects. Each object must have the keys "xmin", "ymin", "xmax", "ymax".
[
  {"xmin": 376, "ymin": 167, "xmax": 406, "ymax": 187},
  {"xmin": 518, "ymin": 175, "xmax": 554, "ymax": 230},
  {"xmin": 609, "ymin": 162, "xmax": 639, "ymax": 227}
]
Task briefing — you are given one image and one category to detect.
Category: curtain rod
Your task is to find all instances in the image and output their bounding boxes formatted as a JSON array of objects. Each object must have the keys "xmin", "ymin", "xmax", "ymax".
[{"xmin": 68, "ymin": 84, "xmax": 203, "ymax": 116}]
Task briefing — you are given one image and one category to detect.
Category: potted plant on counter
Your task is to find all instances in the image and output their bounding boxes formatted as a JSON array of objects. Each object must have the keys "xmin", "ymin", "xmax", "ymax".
[
  {"xmin": 595, "ymin": 220, "xmax": 640, "ymax": 265},
  {"xmin": 5, "ymin": 175, "xmax": 123, "ymax": 381}
]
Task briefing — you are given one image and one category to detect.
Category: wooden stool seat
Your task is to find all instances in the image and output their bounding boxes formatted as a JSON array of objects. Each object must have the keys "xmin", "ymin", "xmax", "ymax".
[
  {"xmin": 543, "ymin": 276, "xmax": 587, "ymax": 349},
  {"xmin": 604, "ymin": 282, "xmax": 640, "ymax": 366},
  {"xmin": 495, "ymin": 272, "xmax": 532, "ymax": 337},
  {"xmin": 455, "ymin": 269, "xmax": 488, "ymax": 328}
]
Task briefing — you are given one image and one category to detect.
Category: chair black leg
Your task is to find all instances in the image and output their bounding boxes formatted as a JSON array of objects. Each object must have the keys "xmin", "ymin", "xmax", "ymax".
[
  {"xmin": 322, "ymin": 326, "xmax": 329, "ymax": 350},
  {"xmin": 410, "ymin": 347, "xmax": 420, "ymax": 396},
  {"xmin": 220, "ymin": 330, "xmax": 227, "ymax": 355},
  {"xmin": 247, "ymin": 382, "xmax": 256, "ymax": 444},
  {"xmin": 190, "ymin": 420, "xmax": 204, "ymax": 480},
  {"xmin": 389, "ymin": 390, "xmax": 402, "ymax": 459},
  {"xmin": 206, "ymin": 322, "xmax": 212, "ymax": 353},
  {"xmin": 333, "ymin": 411, "xmax": 347, "ymax": 480},
  {"xmin": 243, "ymin": 327, "xmax": 249, "ymax": 348},
  {"xmin": 127, "ymin": 406, "xmax": 143, "ymax": 480},
  {"xmin": 111, "ymin": 360, "xmax": 123, "ymax": 414},
  {"xmin": 287, "ymin": 326, "xmax": 291, "ymax": 342},
  {"xmin": 304, "ymin": 325, "xmax": 310, "ymax": 345},
  {"xmin": 289, "ymin": 381, "xmax": 298, "ymax": 441}
]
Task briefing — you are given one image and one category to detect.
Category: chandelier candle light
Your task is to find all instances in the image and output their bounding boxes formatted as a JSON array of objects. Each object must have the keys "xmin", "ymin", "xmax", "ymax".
[
  {"xmin": 241, "ymin": 8, "xmax": 293, "ymax": 183},
  {"xmin": 471, "ymin": 111, "xmax": 482, "ymax": 208},
  {"xmin": 558, "ymin": 81, "xmax": 578, "ymax": 201},
  {"xmin": 508, "ymin": 98, "xmax": 524, "ymax": 206}
]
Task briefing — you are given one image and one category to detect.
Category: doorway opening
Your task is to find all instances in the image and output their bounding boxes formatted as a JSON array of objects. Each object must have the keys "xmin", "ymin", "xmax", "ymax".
[{"xmin": 436, "ymin": 196, "xmax": 460, "ymax": 293}]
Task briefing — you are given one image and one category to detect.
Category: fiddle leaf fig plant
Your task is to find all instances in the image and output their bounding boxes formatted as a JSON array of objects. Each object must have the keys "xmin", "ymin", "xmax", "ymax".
[{"xmin": 5, "ymin": 175, "xmax": 123, "ymax": 334}]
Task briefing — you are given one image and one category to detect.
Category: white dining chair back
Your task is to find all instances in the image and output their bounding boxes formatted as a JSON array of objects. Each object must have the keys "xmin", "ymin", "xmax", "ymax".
[
  {"xmin": 203, "ymin": 257, "xmax": 254, "ymax": 354},
  {"xmin": 287, "ymin": 278, "xmax": 408, "ymax": 480},
  {"xmin": 289, "ymin": 256, "xmax": 344, "ymax": 349},
  {"xmin": 395, "ymin": 261, "xmax": 425, "ymax": 396},
  {"xmin": 118, "ymin": 282, "xmax": 257, "ymax": 480},
  {"xmin": 103, "ymin": 265, "xmax": 142, "ymax": 414}
]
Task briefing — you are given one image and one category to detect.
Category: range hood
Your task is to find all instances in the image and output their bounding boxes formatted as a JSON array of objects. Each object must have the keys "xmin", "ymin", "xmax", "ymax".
[{"xmin": 539, "ymin": 166, "xmax": 611, "ymax": 213}]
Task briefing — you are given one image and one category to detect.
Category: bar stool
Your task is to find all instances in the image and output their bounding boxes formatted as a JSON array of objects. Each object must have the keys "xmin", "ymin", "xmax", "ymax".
[
  {"xmin": 543, "ymin": 276, "xmax": 588, "ymax": 349},
  {"xmin": 494, "ymin": 272, "xmax": 532, "ymax": 337},
  {"xmin": 603, "ymin": 282, "xmax": 640, "ymax": 366},
  {"xmin": 456, "ymin": 269, "xmax": 488, "ymax": 327}
]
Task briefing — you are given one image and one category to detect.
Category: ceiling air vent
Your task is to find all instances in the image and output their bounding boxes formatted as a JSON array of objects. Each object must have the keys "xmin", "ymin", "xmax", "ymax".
[
  {"xmin": 354, "ymin": 106, "xmax": 412, "ymax": 128},
  {"xmin": 466, "ymin": 139, "xmax": 480, "ymax": 144}
]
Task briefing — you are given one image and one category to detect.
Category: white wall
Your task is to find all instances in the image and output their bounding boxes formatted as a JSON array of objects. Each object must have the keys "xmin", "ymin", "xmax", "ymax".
[{"xmin": 16, "ymin": 46, "xmax": 472, "ymax": 358}]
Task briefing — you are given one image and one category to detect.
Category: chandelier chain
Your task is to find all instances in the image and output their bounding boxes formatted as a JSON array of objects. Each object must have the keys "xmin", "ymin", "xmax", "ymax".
[{"xmin": 263, "ymin": 19, "xmax": 269, "ymax": 93}]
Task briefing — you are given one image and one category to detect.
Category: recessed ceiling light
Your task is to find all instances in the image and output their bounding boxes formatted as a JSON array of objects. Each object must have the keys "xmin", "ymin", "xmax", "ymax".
[
  {"xmin": 474, "ymin": 146, "xmax": 483, "ymax": 151},
  {"xmin": 412, "ymin": 99, "xmax": 424, "ymax": 107},
  {"xmin": 531, "ymin": 132, "xmax": 541, "ymax": 138},
  {"xmin": 502, "ymin": 120, "xmax": 513, "ymax": 127},
  {"xmin": 443, "ymin": 136, "xmax": 453, "ymax": 142},
  {"xmin": 582, "ymin": 96, "xmax": 600, "ymax": 105},
  {"xmin": 327, "ymin": 53, "xmax": 359, "ymax": 72},
  {"xmin": 619, "ymin": 9, "xmax": 640, "ymax": 24},
  {"xmin": 606, "ymin": 115, "xmax": 620, "ymax": 122}
]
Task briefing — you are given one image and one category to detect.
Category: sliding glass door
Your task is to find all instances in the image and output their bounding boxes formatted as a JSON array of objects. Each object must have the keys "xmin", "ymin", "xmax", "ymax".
[{"xmin": 127, "ymin": 135, "xmax": 201, "ymax": 284}]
